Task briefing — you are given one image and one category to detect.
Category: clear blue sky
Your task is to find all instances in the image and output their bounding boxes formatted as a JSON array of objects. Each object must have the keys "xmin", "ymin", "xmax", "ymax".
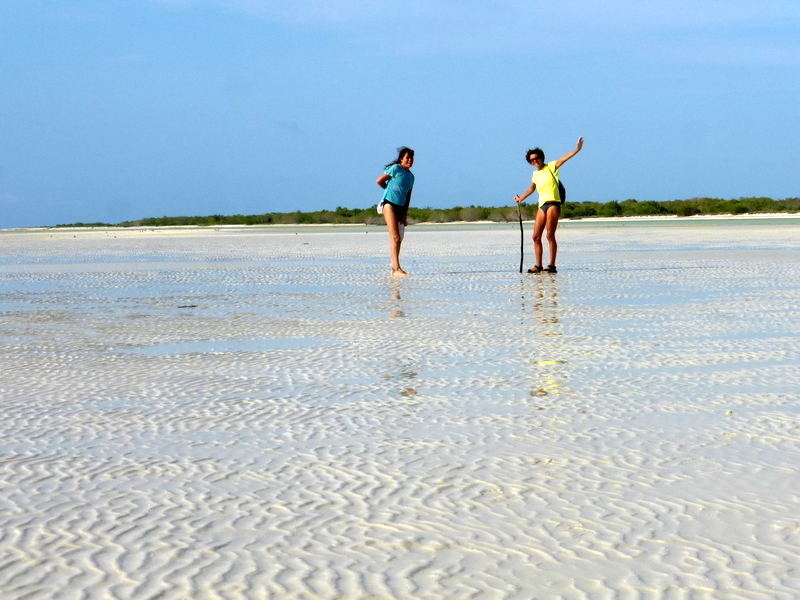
[{"xmin": 1, "ymin": 0, "xmax": 798, "ymax": 228}]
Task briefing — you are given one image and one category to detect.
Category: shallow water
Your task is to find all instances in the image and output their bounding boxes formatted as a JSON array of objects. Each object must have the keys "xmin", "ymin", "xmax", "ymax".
[{"xmin": 1, "ymin": 222, "xmax": 800, "ymax": 599}]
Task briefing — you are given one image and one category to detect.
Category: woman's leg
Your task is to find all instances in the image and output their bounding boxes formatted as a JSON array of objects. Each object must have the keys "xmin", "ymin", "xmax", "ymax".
[
  {"xmin": 532, "ymin": 208, "xmax": 546, "ymax": 268},
  {"xmin": 382, "ymin": 203, "xmax": 408, "ymax": 276},
  {"xmin": 544, "ymin": 204, "xmax": 561, "ymax": 267}
]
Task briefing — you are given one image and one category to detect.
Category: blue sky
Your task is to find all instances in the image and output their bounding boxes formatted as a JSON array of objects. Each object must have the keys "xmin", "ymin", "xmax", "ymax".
[{"xmin": 1, "ymin": 0, "xmax": 798, "ymax": 228}]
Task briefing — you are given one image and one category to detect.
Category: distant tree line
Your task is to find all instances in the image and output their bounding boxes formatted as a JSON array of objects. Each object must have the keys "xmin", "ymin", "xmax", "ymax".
[{"xmin": 57, "ymin": 197, "xmax": 800, "ymax": 228}]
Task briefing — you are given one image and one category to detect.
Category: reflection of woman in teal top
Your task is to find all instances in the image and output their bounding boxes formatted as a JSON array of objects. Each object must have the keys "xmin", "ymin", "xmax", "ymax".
[
  {"xmin": 514, "ymin": 137, "xmax": 583, "ymax": 273},
  {"xmin": 376, "ymin": 147, "xmax": 415, "ymax": 277}
]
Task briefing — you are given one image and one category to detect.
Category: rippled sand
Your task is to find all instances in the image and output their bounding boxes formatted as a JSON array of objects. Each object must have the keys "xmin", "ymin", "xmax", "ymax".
[{"xmin": 1, "ymin": 220, "xmax": 800, "ymax": 599}]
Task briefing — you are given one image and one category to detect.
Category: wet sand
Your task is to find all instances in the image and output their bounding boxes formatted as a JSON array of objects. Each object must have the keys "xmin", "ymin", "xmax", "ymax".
[{"xmin": 1, "ymin": 220, "xmax": 799, "ymax": 599}]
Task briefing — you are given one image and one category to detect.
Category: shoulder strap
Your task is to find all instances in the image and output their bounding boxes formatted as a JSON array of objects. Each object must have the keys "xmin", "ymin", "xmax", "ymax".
[{"xmin": 549, "ymin": 166, "xmax": 563, "ymax": 203}]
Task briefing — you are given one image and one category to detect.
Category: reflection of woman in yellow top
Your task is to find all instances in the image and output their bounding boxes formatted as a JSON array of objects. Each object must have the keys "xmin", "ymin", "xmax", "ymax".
[{"xmin": 514, "ymin": 137, "xmax": 584, "ymax": 273}]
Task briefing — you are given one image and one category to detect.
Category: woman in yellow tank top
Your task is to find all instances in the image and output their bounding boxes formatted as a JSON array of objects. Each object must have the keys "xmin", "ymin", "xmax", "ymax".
[{"xmin": 513, "ymin": 137, "xmax": 584, "ymax": 273}]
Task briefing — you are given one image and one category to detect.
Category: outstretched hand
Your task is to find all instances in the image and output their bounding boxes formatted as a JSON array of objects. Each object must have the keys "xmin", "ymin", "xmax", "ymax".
[{"xmin": 576, "ymin": 136, "xmax": 584, "ymax": 151}]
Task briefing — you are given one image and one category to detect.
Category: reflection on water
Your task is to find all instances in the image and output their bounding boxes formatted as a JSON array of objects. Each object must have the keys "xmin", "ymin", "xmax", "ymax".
[
  {"xmin": 379, "ymin": 281, "xmax": 416, "ymax": 395},
  {"xmin": 521, "ymin": 276, "xmax": 567, "ymax": 398},
  {"xmin": 530, "ymin": 276, "xmax": 560, "ymax": 326},
  {"xmin": 389, "ymin": 280, "xmax": 404, "ymax": 318},
  {"xmin": 381, "ymin": 362, "xmax": 419, "ymax": 397},
  {"xmin": 529, "ymin": 360, "xmax": 568, "ymax": 397}
]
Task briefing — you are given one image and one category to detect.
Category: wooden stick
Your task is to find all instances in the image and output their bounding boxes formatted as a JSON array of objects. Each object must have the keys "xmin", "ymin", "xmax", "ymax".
[{"xmin": 516, "ymin": 202, "xmax": 524, "ymax": 273}]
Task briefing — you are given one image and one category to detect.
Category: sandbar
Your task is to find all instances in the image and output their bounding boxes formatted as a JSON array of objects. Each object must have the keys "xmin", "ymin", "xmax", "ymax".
[{"xmin": 1, "ymin": 219, "xmax": 799, "ymax": 599}]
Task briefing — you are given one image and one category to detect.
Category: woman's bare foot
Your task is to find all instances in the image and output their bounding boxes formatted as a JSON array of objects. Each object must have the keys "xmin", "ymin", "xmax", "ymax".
[{"xmin": 391, "ymin": 267, "xmax": 409, "ymax": 277}]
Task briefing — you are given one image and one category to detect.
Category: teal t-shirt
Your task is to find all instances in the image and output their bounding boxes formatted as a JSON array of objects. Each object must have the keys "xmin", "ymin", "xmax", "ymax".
[{"xmin": 381, "ymin": 164, "xmax": 415, "ymax": 207}]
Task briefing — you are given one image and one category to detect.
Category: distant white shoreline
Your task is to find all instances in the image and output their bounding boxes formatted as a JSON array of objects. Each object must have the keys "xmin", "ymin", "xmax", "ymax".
[{"xmin": 4, "ymin": 212, "xmax": 800, "ymax": 232}]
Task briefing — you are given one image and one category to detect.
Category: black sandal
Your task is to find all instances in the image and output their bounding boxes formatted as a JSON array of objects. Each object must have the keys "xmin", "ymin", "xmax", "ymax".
[
  {"xmin": 544, "ymin": 265, "xmax": 557, "ymax": 273},
  {"xmin": 527, "ymin": 266, "xmax": 543, "ymax": 273}
]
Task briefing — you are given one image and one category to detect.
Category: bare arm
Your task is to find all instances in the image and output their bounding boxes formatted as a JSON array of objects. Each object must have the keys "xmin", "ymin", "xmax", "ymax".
[
  {"xmin": 402, "ymin": 190, "xmax": 412, "ymax": 225},
  {"xmin": 554, "ymin": 136, "xmax": 584, "ymax": 170},
  {"xmin": 376, "ymin": 173, "xmax": 391, "ymax": 189},
  {"xmin": 514, "ymin": 183, "xmax": 536, "ymax": 204}
]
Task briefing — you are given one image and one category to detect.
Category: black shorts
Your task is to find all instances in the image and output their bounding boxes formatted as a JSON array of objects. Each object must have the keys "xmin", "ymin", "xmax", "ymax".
[
  {"xmin": 540, "ymin": 202, "xmax": 561, "ymax": 216},
  {"xmin": 383, "ymin": 201, "xmax": 409, "ymax": 221}
]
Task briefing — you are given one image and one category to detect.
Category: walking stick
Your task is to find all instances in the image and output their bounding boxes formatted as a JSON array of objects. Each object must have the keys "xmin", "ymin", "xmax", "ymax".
[{"xmin": 516, "ymin": 201, "xmax": 524, "ymax": 273}]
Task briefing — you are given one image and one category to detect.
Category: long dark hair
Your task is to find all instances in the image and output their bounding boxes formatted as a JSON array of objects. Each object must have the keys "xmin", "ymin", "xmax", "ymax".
[{"xmin": 385, "ymin": 146, "xmax": 414, "ymax": 168}]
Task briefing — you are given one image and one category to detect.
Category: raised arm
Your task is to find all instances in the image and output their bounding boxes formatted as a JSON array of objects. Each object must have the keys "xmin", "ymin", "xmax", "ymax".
[{"xmin": 554, "ymin": 137, "xmax": 584, "ymax": 170}]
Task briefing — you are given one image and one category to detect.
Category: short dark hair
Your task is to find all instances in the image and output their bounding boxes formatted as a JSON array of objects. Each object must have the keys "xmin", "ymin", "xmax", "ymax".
[{"xmin": 526, "ymin": 148, "xmax": 544, "ymax": 163}]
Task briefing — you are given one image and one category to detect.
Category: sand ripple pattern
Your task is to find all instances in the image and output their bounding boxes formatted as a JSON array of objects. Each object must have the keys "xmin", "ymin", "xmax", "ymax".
[{"xmin": 1, "ymin": 222, "xmax": 800, "ymax": 599}]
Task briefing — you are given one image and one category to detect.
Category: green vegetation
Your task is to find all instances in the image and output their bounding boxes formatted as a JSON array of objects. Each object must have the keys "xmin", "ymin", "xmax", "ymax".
[{"xmin": 56, "ymin": 197, "xmax": 799, "ymax": 228}]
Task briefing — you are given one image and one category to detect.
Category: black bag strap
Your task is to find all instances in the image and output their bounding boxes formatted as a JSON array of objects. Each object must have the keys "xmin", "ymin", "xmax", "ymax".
[
  {"xmin": 548, "ymin": 165, "xmax": 558, "ymax": 184},
  {"xmin": 548, "ymin": 166, "xmax": 562, "ymax": 202}
]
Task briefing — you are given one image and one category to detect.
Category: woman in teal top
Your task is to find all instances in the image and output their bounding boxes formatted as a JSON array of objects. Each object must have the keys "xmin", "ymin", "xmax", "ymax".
[
  {"xmin": 376, "ymin": 147, "xmax": 415, "ymax": 277},
  {"xmin": 514, "ymin": 137, "xmax": 583, "ymax": 273}
]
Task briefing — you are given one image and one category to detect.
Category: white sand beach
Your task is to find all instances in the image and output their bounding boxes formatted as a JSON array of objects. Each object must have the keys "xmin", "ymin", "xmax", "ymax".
[{"xmin": 1, "ymin": 219, "xmax": 800, "ymax": 599}]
